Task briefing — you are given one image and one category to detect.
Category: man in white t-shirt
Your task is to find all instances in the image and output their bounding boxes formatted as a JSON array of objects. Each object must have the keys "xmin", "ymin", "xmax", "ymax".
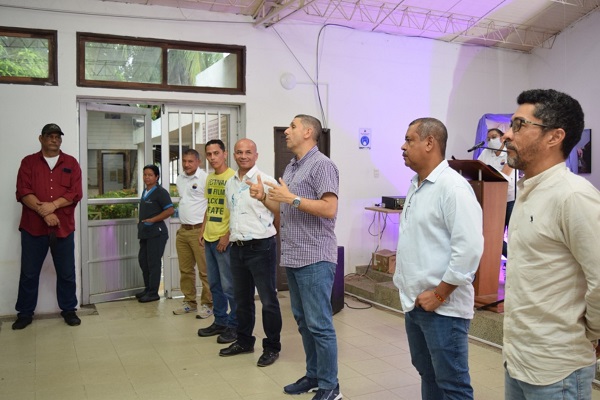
[{"xmin": 172, "ymin": 149, "xmax": 213, "ymax": 318}]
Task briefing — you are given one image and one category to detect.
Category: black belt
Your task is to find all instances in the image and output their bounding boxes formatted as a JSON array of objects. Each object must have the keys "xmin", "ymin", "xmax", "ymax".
[
  {"xmin": 233, "ymin": 237, "xmax": 271, "ymax": 246},
  {"xmin": 181, "ymin": 223, "xmax": 202, "ymax": 230}
]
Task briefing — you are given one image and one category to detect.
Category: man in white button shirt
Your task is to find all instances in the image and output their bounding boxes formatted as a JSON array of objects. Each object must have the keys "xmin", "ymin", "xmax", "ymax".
[
  {"xmin": 503, "ymin": 89, "xmax": 600, "ymax": 400},
  {"xmin": 219, "ymin": 138, "xmax": 282, "ymax": 368},
  {"xmin": 172, "ymin": 149, "xmax": 213, "ymax": 318},
  {"xmin": 393, "ymin": 117, "xmax": 484, "ymax": 400}
]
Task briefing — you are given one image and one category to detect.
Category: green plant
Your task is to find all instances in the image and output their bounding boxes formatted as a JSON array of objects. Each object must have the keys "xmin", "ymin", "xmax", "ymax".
[{"xmin": 87, "ymin": 189, "xmax": 138, "ymax": 220}]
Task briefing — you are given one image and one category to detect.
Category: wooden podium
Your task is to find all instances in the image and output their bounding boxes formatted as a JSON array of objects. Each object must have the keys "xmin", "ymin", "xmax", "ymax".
[{"xmin": 449, "ymin": 160, "xmax": 507, "ymax": 312}]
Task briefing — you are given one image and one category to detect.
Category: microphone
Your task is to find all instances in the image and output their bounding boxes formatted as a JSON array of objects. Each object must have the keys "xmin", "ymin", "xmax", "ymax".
[{"xmin": 467, "ymin": 141, "xmax": 485, "ymax": 152}]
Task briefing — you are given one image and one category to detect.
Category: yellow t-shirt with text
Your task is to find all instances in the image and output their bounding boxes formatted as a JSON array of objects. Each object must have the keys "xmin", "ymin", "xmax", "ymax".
[{"xmin": 203, "ymin": 168, "xmax": 235, "ymax": 242}]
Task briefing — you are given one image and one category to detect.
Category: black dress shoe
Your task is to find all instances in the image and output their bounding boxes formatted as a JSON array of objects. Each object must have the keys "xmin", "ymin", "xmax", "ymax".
[
  {"xmin": 219, "ymin": 342, "xmax": 254, "ymax": 357},
  {"xmin": 134, "ymin": 290, "xmax": 148, "ymax": 299},
  {"xmin": 12, "ymin": 316, "xmax": 33, "ymax": 330},
  {"xmin": 198, "ymin": 322, "xmax": 227, "ymax": 337},
  {"xmin": 61, "ymin": 311, "xmax": 81, "ymax": 326},
  {"xmin": 257, "ymin": 350, "xmax": 279, "ymax": 367},
  {"xmin": 217, "ymin": 327, "xmax": 237, "ymax": 344},
  {"xmin": 138, "ymin": 294, "xmax": 160, "ymax": 303}
]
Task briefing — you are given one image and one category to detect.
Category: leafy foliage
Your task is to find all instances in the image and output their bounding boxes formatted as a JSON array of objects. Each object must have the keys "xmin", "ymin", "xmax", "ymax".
[
  {"xmin": 88, "ymin": 189, "xmax": 138, "ymax": 220},
  {"xmin": 0, "ymin": 42, "xmax": 48, "ymax": 78}
]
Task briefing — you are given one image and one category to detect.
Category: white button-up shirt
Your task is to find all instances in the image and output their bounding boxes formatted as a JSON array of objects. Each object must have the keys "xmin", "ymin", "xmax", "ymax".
[
  {"xmin": 176, "ymin": 167, "xmax": 208, "ymax": 225},
  {"xmin": 503, "ymin": 162, "xmax": 600, "ymax": 385},
  {"xmin": 393, "ymin": 160, "xmax": 484, "ymax": 319},
  {"xmin": 225, "ymin": 165, "xmax": 277, "ymax": 242},
  {"xmin": 478, "ymin": 148, "xmax": 516, "ymax": 202}
]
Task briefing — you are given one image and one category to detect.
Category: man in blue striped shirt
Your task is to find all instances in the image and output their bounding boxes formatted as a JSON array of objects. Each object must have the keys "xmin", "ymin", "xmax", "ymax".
[{"xmin": 248, "ymin": 115, "xmax": 342, "ymax": 400}]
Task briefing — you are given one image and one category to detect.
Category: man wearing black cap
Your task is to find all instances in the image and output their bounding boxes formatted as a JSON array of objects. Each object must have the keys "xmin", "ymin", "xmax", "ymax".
[{"xmin": 13, "ymin": 123, "xmax": 83, "ymax": 330}]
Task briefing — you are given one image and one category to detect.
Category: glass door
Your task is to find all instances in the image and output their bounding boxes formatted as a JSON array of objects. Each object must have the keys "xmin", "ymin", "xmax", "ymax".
[{"xmin": 79, "ymin": 102, "xmax": 152, "ymax": 304}]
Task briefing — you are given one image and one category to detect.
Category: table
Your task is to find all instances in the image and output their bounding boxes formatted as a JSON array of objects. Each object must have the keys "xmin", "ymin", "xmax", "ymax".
[{"xmin": 364, "ymin": 206, "xmax": 402, "ymax": 249}]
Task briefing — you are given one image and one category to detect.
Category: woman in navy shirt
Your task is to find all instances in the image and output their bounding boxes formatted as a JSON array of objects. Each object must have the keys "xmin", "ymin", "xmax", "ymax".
[{"xmin": 136, "ymin": 165, "xmax": 174, "ymax": 303}]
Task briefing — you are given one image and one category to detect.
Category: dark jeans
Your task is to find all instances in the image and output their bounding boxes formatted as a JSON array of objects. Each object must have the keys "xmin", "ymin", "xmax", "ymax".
[
  {"xmin": 16, "ymin": 230, "xmax": 78, "ymax": 317},
  {"xmin": 138, "ymin": 233, "xmax": 168, "ymax": 296},
  {"xmin": 231, "ymin": 236, "xmax": 282, "ymax": 352}
]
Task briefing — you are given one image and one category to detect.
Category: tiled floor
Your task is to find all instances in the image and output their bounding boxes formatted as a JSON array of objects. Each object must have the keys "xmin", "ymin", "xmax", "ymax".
[{"xmin": 0, "ymin": 294, "xmax": 598, "ymax": 400}]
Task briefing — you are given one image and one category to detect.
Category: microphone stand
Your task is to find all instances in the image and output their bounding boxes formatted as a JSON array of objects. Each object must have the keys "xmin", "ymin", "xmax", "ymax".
[{"xmin": 478, "ymin": 145, "xmax": 507, "ymax": 153}]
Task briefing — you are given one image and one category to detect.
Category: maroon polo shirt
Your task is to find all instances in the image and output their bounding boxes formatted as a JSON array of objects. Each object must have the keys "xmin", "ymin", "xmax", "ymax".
[{"xmin": 16, "ymin": 150, "xmax": 83, "ymax": 238}]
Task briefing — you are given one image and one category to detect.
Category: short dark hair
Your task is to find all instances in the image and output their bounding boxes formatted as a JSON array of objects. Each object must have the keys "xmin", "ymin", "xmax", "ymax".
[
  {"xmin": 295, "ymin": 114, "xmax": 322, "ymax": 141},
  {"xmin": 182, "ymin": 149, "xmax": 200, "ymax": 160},
  {"xmin": 143, "ymin": 164, "xmax": 160, "ymax": 178},
  {"xmin": 205, "ymin": 139, "xmax": 225, "ymax": 152},
  {"xmin": 517, "ymin": 89, "xmax": 584, "ymax": 158},
  {"xmin": 408, "ymin": 117, "xmax": 448, "ymax": 157},
  {"xmin": 488, "ymin": 128, "xmax": 504, "ymax": 137}
]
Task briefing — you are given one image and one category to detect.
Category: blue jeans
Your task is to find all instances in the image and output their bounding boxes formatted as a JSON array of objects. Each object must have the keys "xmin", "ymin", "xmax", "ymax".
[
  {"xmin": 231, "ymin": 237, "xmax": 281, "ymax": 352},
  {"xmin": 16, "ymin": 230, "xmax": 78, "ymax": 316},
  {"xmin": 205, "ymin": 240, "xmax": 237, "ymax": 328},
  {"xmin": 286, "ymin": 262, "xmax": 338, "ymax": 390},
  {"xmin": 505, "ymin": 364, "xmax": 595, "ymax": 400},
  {"xmin": 405, "ymin": 307, "xmax": 473, "ymax": 400}
]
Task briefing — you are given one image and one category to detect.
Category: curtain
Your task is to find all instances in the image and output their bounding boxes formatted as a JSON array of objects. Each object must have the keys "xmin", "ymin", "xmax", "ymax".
[{"xmin": 473, "ymin": 113, "xmax": 512, "ymax": 159}]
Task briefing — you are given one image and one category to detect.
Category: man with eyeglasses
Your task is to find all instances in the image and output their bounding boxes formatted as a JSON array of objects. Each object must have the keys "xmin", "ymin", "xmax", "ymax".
[
  {"xmin": 502, "ymin": 89, "xmax": 600, "ymax": 400},
  {"xmin": 394, "ymin": 117, "xmax": 483, "ymax": 400}
]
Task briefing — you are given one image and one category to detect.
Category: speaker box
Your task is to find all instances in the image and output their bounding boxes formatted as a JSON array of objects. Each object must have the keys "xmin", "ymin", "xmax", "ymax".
[{"xmin": 331, "ymin": 246, "xmax": 345, "ymax": 315}]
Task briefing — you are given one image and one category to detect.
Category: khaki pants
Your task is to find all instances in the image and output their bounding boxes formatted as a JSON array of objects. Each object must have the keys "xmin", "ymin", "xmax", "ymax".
[{"xmin": 175, "ymin": 227, "xmax": 212, "ymax": 308}]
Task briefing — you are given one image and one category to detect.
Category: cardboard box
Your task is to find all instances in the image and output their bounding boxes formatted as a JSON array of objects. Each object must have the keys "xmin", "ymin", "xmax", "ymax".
[{"xmin": 372, "ymin": 249, "xmax": 396, "ymax": 274}]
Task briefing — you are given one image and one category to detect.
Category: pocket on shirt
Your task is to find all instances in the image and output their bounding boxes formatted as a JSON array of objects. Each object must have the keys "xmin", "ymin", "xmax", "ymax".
[{"xmin": 61, "ymin": 172, "xmax": 72, "ymax": 187}]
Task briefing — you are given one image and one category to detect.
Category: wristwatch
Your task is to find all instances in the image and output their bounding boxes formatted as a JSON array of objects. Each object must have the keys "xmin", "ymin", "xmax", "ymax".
[{"xmin": 291, "ymin": 196, "xmax": 301, "ymax": 208}]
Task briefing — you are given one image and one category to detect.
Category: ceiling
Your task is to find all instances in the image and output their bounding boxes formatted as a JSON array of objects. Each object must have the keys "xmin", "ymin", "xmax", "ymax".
[{"xmin": 96, "ymin": 0, "xmax": 599, "ymax": 52}]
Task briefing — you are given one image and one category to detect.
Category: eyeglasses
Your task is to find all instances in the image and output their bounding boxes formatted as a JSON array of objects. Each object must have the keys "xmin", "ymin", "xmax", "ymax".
[{"xmin": 509, "ymin": 117, "xmax": 548, "ymax": 133}]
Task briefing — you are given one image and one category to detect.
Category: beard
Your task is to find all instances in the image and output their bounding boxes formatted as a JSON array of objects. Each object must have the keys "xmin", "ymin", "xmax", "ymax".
[{"xmin": 506, "ymin": 141, "xmax": 540, "ymax": 172}]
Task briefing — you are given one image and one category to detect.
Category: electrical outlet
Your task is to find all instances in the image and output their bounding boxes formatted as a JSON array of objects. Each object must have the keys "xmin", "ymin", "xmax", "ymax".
[{"xmin": 374, "ymin": 169, "xmax": 379, "ymax": 178}]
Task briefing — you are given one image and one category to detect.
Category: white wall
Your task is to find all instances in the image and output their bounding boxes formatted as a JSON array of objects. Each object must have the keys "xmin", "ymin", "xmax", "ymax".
[
  {"xmin": 530, "ymin": 10, "xmax": 600, "ymax": 189},
  {"xmin": 0, "ymin": 0, "xmax": 569, "ymax": 316}
]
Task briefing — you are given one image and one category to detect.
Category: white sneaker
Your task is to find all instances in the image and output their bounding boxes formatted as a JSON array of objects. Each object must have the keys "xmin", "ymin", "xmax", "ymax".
[
  {"xmin": 196, "ymin": 304, "xmax": 214, "ymax": 319},
  {"xmin": 173, "ymin": 301, "xmax": 197, "ymax": 315}
]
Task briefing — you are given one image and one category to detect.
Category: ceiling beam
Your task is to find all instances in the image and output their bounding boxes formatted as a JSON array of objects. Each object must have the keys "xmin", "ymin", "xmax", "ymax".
[
  {"xmin": 253, "ymin": 0, "xmax": 319, "ymax": 26},
  {"xmin": 253, "ymin": 1, "xmax": 558, "ymax": 50}
]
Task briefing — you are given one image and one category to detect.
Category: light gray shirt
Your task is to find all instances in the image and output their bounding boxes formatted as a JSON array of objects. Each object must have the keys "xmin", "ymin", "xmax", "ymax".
[{"xmin": 393, "ymin": 160, "xmax": 484, "ymax": 319}]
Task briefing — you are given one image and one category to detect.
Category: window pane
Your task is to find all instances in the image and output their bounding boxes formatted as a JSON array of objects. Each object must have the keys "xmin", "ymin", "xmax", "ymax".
[
  {"xmin": 87, "ymin": 110, "xmax": 145, "ymax": 220},
  {"xmin": 0, "ymin": 28, "xmax": 56, "ymax": 85},
  {"xmin": 77, "ymin": 33, "xmax": 245, "ymax": 93},
  {"xmin": 168, "ymin": 49, "xmax": 237, "ymax": 88},
  {"xmin": 0, "ymin": 36, "xmax": 49, "ymax": 78},
  {"xmin": 84, "ymin": 41, "xmax": 162, "ymax": 84}
]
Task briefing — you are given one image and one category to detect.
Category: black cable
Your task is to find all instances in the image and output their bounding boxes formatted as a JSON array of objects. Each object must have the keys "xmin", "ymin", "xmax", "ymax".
[{"xmin": 343, "ymin": 294, "xmax": 373, "ymax": 310}]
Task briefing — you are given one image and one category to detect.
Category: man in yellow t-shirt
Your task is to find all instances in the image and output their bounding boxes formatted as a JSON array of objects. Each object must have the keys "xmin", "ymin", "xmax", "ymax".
[{"xmin": 197, "ymin": 139, "xmax": 237, "ymax": 344}]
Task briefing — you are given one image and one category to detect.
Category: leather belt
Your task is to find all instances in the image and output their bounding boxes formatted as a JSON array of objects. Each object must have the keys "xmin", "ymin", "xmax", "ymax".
[
  {"xmin": 233, "ymin": 237, "xmax": 270, "ymax": 246},
  {"xmin": 181, "ymin": 223, "xmax": 203, "ymax": 230}
]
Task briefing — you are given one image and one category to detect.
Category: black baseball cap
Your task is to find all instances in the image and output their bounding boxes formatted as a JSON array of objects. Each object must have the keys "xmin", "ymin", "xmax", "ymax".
[{"xmin": 41, "ymin": 123, "xmax": 64, "ymax": 136}]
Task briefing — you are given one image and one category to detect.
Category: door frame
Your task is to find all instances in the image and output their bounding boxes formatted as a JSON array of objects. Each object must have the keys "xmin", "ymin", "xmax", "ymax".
[
  {"xmin": 79, "ymin": 100, "xmax": 241, "ymax": 304},
  {"xmin": 79, "ymin": 102, "xmax": 152, "ymax": 305}
]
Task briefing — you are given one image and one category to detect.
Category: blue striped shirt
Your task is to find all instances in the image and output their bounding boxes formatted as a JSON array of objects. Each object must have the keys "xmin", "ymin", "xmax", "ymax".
[{"xmin": 279, "ymin": 146, "xmax": 339, "ymax": 268}]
